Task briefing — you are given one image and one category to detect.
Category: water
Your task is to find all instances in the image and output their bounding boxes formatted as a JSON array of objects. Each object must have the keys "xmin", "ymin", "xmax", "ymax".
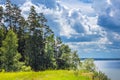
[{"xmin": 94, "ymin": 60, "xmax": 120, "ymax": 80}]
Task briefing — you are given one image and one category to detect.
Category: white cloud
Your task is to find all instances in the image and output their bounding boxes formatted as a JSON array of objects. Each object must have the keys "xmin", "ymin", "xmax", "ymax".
[
  {"xmin": 20, "ymin": 0, "xmax": 78, "ymax": 38},
  {"xmin": 92, "ymin": 0, "xmax": 120, "ymax": 29},
  {"xmin": 20, "ymin": 0, "xmax": 35, "ymax": 18},
  {"xmin": 60, "ymin": 0, "xmax": 95, "ymax": 16},
  {"xmin": 19, "ymin": 0, "xmax": 120, "ymax": 58}
]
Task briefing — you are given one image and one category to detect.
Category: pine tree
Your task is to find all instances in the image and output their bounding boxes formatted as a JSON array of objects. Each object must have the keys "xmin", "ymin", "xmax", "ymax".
[
  {"xmin": 25, "ymin": 29, "xmax": 46, "ymax": 71},
  {"xmin": 4, "ymin": 0, "xmax": 12, "ymax": 29},
  {"xmin": 0, "ymin": 29, "xmax": 22, "ymax": 71},
  {"xmin": 17, "ymin": 16, "xmax": 27, "ymax": 62},
  {"xmin": 4, "ymin": 0, "xmax": 22, "ymax": 32},
  {"xmin": 25, "ymin": 6, "xmax": 54, "ymax": 71},
  {"xmin": 0, "ymin": 6, "xmax": 3, "ymax": 27},
  {"xmin": 27, "ymin": 6, "xmax": 38, "ymax": 31}
]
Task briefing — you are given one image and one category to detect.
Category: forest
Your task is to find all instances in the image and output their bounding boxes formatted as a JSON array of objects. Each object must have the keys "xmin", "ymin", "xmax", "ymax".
[{"xmin": 0, "ymin": 0, "xmax": 81, "ymax": 72}]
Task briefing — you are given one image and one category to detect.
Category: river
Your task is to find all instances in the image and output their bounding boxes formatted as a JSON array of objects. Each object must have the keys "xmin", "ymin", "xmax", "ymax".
[{"xmin": 94, "ymin": 60, "xmax": 120, "ymax": 80}]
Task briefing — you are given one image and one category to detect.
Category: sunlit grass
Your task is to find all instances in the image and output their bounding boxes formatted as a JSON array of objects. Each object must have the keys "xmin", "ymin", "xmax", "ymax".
[{"xmin": 0, "ymin": 70, "xmax": 91, "ymax": 80}]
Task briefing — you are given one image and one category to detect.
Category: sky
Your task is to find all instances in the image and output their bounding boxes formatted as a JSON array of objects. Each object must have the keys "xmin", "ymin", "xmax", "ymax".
[{"xmin": 0, "ymin": 0, "xmax": 120, "ymax": 58}]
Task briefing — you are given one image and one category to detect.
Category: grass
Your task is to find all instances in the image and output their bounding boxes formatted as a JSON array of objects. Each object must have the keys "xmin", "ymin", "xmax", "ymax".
[{"xmin": 0, "ymin": 70, "xmax": 91, "ymax": 80}]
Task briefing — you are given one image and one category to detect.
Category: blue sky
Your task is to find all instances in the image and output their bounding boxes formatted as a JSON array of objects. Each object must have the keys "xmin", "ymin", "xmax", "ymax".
[{"xmin": 1, "ymin": 0, "xmax": 120, "ymax": 58}]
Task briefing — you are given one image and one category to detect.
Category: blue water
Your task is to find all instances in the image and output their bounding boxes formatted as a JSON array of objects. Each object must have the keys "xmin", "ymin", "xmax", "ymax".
[{"xmin": 94, "ymin": 60, "xmax": 120, "ymax": 80}]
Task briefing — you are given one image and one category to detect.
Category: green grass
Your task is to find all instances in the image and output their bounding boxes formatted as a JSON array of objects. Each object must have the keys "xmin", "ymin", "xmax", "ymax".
[{"xmin": 0, "ymin": 70, "xmax": 91, "ymax": 80}]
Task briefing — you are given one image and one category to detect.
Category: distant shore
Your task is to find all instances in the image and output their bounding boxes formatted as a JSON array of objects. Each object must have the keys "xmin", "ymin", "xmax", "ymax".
[{"xmin": 81, "ymin": 58, "xmax": 120, "ymax": 61}]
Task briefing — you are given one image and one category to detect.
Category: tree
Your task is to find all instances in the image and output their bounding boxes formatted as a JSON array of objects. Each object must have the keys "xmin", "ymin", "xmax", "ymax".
[
  {"xmin": 0, "ymin": 29, "xmax": 4, "ymax": 47},
  {"xmin": 4, "ymin": 0, "xmax": 12, "ymax": 29},
  {"xmin": 0, "ymin": 29, "xmax": 22, "ymax": 71},
  {"xmin": 17, "ymin": 16, "xmax": 27, "ymax": 62},
  {"xmin": 4, "ymin": 0, "xmax": 22, "ymax": 32},
  {"xmin": 71, "ymin": 51, "xmax": 81, "ymax": 70},
  {"xmin": 82, "ymin": 59, "xmax": 96, "ymax": 72},
  {"xmin": 0, "ymin": 1, "xmax": 82, "ymax": 72},
  {"xmin": 57, "ymin": 44, "xmax": 71, "ymax": 69},
  {"xmin": 0, "ymin": 6, "xmax": 4, "ymax": 27},
  {"xmin": 45, "ymin": 34, "xmax": 57, "ymax": 69},
  {"xmin": 27, "ymin": 6, "xmax": 39, "ymax": 31},
  {"xmin": 25, "ymin": 6, "xmax": 55, "ymax": 71},
  {"xmin": 0, "ymin": 28, "xmax": 4, "ymax": 71},
  {"xmin": 25, "ymin": 29, "xmax": 45, "ymax": 71},
  {"xmin": 94, "ymin": 71, "xmax": 111, "ymax": 80}
]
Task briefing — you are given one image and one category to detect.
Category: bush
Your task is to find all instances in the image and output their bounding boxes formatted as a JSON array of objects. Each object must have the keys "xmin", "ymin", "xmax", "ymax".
[
  {"xmin": 82, "ymin": 59, "xmax": 96, "ymax": 72},
  {"xmin": 94, "ymin": 71, "xmax": 111, "ymax": 80},
  {"xmin": 21, "ymin": 66, "xmax": 31, "ymax": 72}
]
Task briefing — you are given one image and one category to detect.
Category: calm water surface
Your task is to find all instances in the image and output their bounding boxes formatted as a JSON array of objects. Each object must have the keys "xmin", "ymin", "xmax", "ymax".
[{"xmin": 94, "ymin": 60, "xmax": 120, "ymax": 80}]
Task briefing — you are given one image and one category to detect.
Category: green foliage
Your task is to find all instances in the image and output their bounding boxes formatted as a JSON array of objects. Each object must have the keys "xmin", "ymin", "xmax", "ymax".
[
  {"xmin": 0, "ymin": 28, "xmax": 4, "ymax": 47},
  {"xmin": 81, "ymin": 59, "xmax": 111, "ymax": 80},
  {"xmin": 0, "ymin": 29, "xmax": 22, "ymax": 72},
  {"xmin": 24, "ymin": 29, "xmax": 46, "ymax": 71},
  {"xmin": 56, "ymin": 44, "xmax": 71, "ymax": 69},
  {"xmin": 45, "ymin": 34, "xmax": 57, "ymax": 69},
  {"xmin": 71, "ymin": 51, "xmax": 81, "ymax": 70},
  {"xmin": 82, "ymin": 59, "xmax": 96, "ymax": 72},
  {"xmin": 0, "ymin": 6, "xmax": 3, "ymax": 27},
  {"xmin": 21, "ymin": 66, "xmax": 31, "ymax": 72},
  {"xmin": 94, "ymin": 71, "xmax": 111, "ymax": 80}
]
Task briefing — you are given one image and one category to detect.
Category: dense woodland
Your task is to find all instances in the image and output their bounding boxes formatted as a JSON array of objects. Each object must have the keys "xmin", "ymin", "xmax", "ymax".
[{"xmin": 0, "ymin": 0, "xmax": 81, "ymax": 72}]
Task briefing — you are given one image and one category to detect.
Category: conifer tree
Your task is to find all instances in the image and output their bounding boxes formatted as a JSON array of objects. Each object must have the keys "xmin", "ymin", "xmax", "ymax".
[
  {"xmin": 4, "ymin": 0, "xmax": 22, "ymax": 32},
  {"xmin": 0, "ymin": 6, "xmax": 3, "ymax": 27}
]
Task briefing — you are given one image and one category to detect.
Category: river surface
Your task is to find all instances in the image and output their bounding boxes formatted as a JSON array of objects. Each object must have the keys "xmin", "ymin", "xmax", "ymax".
[{"xmin": 94, "ymin": 60, "xmax": 120, "ymax": 80}]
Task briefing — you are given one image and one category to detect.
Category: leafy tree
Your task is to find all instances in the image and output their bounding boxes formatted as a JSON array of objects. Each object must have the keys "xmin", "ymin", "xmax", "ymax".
[
  {"xmin": 0, "ymin": 29, "xmax": 22, "ymax": 71},
  {"xmin": 54, "ymin": 37, "xmax": 62, "ymax": 59},
  {"xmin": 94, "ymin": 71, "xmax": 111, "ymax": 80},
  {"xmin": 45, "ymin": 34, "xmax": 57, "ymax": 69},
  {"xmin": 0, "ymin": 29, "xmax": 4, "ymax": 71},
  {"xmin": 82, "ymin": 59, "xmax": 96, "ymax": 72},
  {"xmin": 71, "ymin": 51, "xmax": 81, "ymax": 70},
  {"xmin": 56, "ymin": 44, "xmax": 71, "ymax": 69},
  {"xmin": 0, "ymin": 29, "xmax": 4, "ymax": 47}
]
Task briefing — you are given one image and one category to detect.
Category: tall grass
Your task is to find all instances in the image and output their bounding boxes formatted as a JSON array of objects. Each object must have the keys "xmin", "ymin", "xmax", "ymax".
[{"xmin": 0, "ymin": 70, "xmax": 90, "ymax": 80}]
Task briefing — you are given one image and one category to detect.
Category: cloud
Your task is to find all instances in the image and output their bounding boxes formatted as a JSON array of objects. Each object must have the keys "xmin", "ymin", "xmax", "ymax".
[
  {"xmin": 20, "ymin": 0, "xmax": 78, "ymax": 38},
  {"xmin": 31, "ymin": 0, "xmax": 57, "ymax": 9},
  {"xmin": 19, "ymin": 0, "xmax": 120, "ymax": 58},
  {"xmin": 92, "ymin": 0, "xmax": 120, "ymax": 33},
  {"xmin": 60, "ymin": 0, "xmax": 95, "ymax": 16},
  {"xmin": 79, "ymin": 0, "xmax": 93, "ymax": 3},
  {"xmin": 1, "ymin": 0, "xmax": 120, "ymax": 58}
]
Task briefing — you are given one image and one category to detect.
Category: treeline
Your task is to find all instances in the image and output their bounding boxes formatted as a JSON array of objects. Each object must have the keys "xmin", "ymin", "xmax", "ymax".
[{"xmin": 0, "ymin": 0, "xmax": 80, "ymax": 72}]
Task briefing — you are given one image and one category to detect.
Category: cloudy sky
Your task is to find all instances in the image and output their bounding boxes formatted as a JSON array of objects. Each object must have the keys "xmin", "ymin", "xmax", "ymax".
[{"xmin": 1, "ymin": 0, "xmax": 120, "ymax": 58}]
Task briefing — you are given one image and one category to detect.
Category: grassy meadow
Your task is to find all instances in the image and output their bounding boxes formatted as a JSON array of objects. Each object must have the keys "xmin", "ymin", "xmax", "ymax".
[{"xmin": 0, "ymin": 70, "xmax": 91, "ymax": 80}]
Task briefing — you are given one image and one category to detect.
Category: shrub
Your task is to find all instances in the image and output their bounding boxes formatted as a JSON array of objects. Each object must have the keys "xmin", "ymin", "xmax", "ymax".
[{"xmin": 21, "ymin": 66, "xmax": 31, "ymax": 72}]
